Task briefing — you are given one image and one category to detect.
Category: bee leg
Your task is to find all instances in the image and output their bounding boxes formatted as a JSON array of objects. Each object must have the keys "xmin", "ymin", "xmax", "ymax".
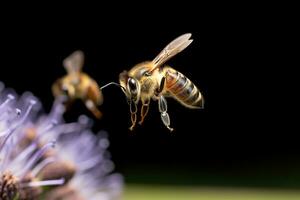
[
  {"xmin": 85, "ymin": 99, "xmax": 102, "ymax": 119},
  {"xmin": 158, "ymin": 95, "xmax": 174, "ymax": 132},
  {"xmin": 129, "ymin": 112, "xmax": 137, "ymax": 131},
  {"xmin": 129, "ymin": 101, "xmax": 138, "ymax": 131},
  {"xmin": 155, "ymin": 77, "xmax": 166, "ymax": 97},
  {"xmin": 139, "ymin": 100, "xmax": 150, "ymax": 125}
]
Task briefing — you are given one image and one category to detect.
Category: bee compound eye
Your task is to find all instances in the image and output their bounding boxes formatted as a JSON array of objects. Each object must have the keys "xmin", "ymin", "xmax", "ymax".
[{"xmin": 128, "ymin": 78, "xmax": 137, "ymax": 93}]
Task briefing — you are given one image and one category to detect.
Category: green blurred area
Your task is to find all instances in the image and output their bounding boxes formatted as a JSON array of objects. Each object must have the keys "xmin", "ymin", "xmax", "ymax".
[
  {"xmin": 125, "ymin": 185, "xmax": 300, "ymax": 200},
  {"xmin": 122, "ymin": 164, "xmax": 300, "ymax": 188},
  {"xmin": 122, "ymin": 164, "xmax": 300, "ymax": 199}
]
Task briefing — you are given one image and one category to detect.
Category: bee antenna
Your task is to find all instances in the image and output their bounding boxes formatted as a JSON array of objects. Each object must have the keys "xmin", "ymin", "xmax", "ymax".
[{"xmin": 100, "ymin": 82, "xmax": 125, "ymax": 91}]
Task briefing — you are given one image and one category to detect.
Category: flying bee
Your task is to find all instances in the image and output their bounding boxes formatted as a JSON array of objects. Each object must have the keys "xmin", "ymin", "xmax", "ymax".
[
  {"xmin": 119, "ymin": 33, "xmax": 204, "ymax": 131},
  {"xmin": 52, "ymin": 50, "xmax": 103, "ymax": 118}
]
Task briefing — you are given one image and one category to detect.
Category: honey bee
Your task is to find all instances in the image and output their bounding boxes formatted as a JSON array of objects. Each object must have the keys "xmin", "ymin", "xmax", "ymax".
[
  {"xmin": 119, "ymin": 33, "xmax": 204, "ymax": 131},
  {"xmin": 52, "ymin": 50, "xmax": 103, "ymax": 118}
]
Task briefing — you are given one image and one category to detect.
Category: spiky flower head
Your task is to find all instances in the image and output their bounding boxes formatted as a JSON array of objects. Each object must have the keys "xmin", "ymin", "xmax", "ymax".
[{"xmin": 0, "ymin": 83, "xmax": 123, "ymax": 200}]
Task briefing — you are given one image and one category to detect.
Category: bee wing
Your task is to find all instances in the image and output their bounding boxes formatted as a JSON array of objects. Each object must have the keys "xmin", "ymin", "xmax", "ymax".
[
  {"xmin": 152, "ymin": 33, "xmax": 193, "ymax": 70},
  {"xmin": 63, "ymin": 50, "xmax": 84, "ymax": 73}
]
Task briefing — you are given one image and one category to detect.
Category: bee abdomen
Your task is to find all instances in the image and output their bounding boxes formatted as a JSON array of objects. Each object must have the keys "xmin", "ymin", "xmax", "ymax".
[{"xmin": 165, "ymin": 69, "xmax": 203, "ymax": 109}]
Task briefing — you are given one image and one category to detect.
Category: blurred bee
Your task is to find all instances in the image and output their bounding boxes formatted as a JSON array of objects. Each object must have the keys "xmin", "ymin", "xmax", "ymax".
[
  {"xmin": 52, "ymin": 50, "xmax": 103, "ymax": 118},
  {"xmin": 119, "ymin": 33, "xmax": 204, "ymax": 131}
]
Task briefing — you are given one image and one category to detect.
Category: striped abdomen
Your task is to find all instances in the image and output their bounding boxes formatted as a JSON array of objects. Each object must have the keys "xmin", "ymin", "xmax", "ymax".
[{"xmin": 164, "ymin": 67, "xmax": 203, "ymax": 109}]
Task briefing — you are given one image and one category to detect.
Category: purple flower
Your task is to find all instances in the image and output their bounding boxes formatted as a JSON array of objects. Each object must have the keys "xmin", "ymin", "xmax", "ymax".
[
  {"xmin": 0, "ymin": 83, "xmax": 123, "ymax": 200},
  {"xmin": 44, "ymin": 126, "xmax": 123, "ymax": 200},
  {"xmin": 0, "ymin": 88, "xmax": 64, "ymax": 199}
]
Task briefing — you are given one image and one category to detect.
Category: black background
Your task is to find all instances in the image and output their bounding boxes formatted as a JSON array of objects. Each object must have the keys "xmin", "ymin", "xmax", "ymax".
[{"xmin": 0, "ymin": 5, "xmax": 295, "ymax": 187}]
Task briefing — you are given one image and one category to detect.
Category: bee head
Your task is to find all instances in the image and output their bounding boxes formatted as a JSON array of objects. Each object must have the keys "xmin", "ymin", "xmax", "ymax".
[{"xmin": 119, "ymin": 70, "xmax": 140, "ymax": 104}]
